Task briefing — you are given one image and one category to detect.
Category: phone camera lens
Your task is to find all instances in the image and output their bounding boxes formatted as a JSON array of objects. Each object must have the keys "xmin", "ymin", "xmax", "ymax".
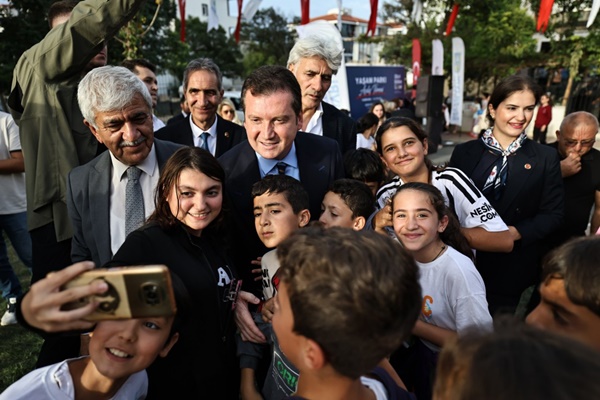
[{"xmin": 142, "ymin": 283, "xmax": 162, "ymax": 306}]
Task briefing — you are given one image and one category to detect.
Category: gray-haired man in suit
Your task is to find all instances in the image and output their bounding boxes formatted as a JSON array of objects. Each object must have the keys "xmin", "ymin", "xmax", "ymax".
[{"xmin": 67, "ymin": 66, "xmax": 181, "ymax": 267}]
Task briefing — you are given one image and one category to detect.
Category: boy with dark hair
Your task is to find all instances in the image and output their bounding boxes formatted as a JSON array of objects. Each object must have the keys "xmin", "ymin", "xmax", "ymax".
[
  {"xmin": 319, "ymin": 179, "xmax": 375, "ymax": 230},
  {"xmin": 273, "ymin": 227, "xmax": 420, "ymax": 399},
  {"xmin": 526, "ymin": 236, "xmax": 600, "ymax": 351},
  {"xmin": 343, "ymin": 148, "xmax": 387, "ymax": 196},
  {"xmin": 1, "ymin": 269, "xmax": 190, "ymax": 399},
  {"xmin": 239, "ymin": 174, "xmax": 311, "ymax": 399}
]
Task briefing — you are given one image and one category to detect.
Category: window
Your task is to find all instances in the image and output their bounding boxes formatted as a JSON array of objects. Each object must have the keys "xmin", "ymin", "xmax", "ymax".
[{"xmin": 202, "ymin": 4, "xmax": 208, "ymax": 16}]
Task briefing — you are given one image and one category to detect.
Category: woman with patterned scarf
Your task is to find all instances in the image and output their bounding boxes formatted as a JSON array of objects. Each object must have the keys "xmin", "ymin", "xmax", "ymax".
[{"xmin": 450, "ymin": 74, "xmax": 564, "ymax": 316}]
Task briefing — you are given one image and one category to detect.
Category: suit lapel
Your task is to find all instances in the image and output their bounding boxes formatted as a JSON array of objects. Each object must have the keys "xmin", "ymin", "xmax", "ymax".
[
  {"xmin": 90, "ymin": 153, "xmax": 112, "ymax": 265},
  {"xmin": 320, "ymin": 103, "xmax": 337, "ymax": 142},
  {"xmin": 501, "ymin": 141, "xmax": 538, "ymax": 208},
  {"xmin": 215, "ymin": 116, "xmax": 232, "ymax": 157}
]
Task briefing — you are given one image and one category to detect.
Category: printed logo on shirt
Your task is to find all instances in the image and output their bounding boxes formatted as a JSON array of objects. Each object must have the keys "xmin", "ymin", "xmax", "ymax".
[
  {"xmin": 469, "ymin": 202, "xmax": 498, "ymax": 223},
  {"xmin": 422, "ymin": 295, "xmax": 433, "ymax": 319},
  {"xmin": 272, "ymin": 350, "xmax": 299, "ymax": 393},
  {"xmin": 216, "ymin": 266, "xmax": 232, "ymax": 287}
]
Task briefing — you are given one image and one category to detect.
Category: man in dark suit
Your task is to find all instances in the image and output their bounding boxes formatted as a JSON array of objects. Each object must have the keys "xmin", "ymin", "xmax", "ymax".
[
  {"xmin": 219, "ymin": 65, "xmax": 344, "ymax": 300},
  {"xmin": 287, "ymin": 35, "xmax": 357, "ymax": 154},
  {"xmin": 166, "ymin": 95, "xmax": 189, "ymax": 125},
  {"xmin": 155, "ymin": 58, "xmax": 246, "ymax": 157},
  {"xmin": 67, "ymin": 66, "xmax": 181, "ymax": 268}
]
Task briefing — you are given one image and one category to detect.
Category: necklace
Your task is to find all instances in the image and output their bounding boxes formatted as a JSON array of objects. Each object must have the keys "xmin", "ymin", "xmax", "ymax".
[{"xmin": 431, "ymin": 245, "xmax": 446, "ymax": 262}]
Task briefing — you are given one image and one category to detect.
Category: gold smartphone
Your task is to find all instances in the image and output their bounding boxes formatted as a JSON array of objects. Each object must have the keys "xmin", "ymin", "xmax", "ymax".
[{"xmin": 61, "ymin": 265, "xmax": 176, "ymax": 321}]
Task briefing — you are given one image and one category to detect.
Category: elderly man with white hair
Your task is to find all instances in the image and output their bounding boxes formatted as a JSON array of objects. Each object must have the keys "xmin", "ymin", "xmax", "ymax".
[
  {"xmin": 287, "ymin": 35, "xmax": 357, "ymax": 153},
  {"xmin": 66, "ymin": 66, "xmax": 181, "ymax": 269}
]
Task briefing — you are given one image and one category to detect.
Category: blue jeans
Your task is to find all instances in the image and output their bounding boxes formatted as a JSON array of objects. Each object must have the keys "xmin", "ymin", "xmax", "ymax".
[{"xmin": 0, "ymin": 212, "xmax": 32, "ymax": 300}]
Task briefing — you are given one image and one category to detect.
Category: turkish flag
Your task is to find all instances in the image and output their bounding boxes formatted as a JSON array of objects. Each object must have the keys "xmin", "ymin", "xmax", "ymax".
[
  {"xmin": 301, "ymin": 0, "xmax": 309, "ymax": 25},
  {"xmin": 234, "ymin": 0, "xmax": 243, "ymax": 43},
  {"xmin": 445, "ymin": 4, "xmax": 459, "ymax": 36},
  {"xmin": 367, "ymin": 0, "xmax": 378, "ymax": 36},
  {"xmin": 178, "ymin": 0, "xmax": 186, "ymax": 42},
  {"xmin": 537, "ymin": 0, "xmax": 554, "ymax": 32}
]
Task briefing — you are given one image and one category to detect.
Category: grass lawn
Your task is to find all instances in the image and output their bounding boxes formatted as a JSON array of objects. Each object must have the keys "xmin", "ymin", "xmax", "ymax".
[{"xmin": 0, "ymin": 235, "xmax": 42, "ymax": 392}]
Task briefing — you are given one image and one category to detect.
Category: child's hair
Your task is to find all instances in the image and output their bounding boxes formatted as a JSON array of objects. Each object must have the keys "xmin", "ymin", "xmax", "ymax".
[
  {"xmin": 342, "ymin": 148, "xmax": 385, "ymax": 185},
  {"xmin": 277, "ymin": 226, "xmax": 421, "ymax": 379},
  {"xmin": 434, "ymin": 318, "xmax": 600, "ymax": 400},
  {"xmin": 540, "ymin": 236, "xmax": 600, "ymax": 318},
  {"xmin": 328, "ymin": 179, "xmax": 374, "ymax": 219},
  {"xmin": 392, "ymin": 182, "xmax": 473, "ymax": 261},
  {"xmin": 357, "ymin": 112, "xmax": 379, "ymax": 133},
  {"xmin": 251, "ymin": 175, "xmax": 309, "ymax": 214},
  {"xmin": 375, "ymin": 117, "xmax": 444, "ymax": 172}
]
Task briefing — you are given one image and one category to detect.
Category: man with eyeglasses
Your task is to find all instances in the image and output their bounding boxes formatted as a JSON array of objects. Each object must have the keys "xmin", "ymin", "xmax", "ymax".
[
  {"xmin": 547, "ymin": 111, "xmax": 600, "ymax": 247},
  {"xmin": 66, "ymin": 66, "xmax": 180, "ymax": 270}
]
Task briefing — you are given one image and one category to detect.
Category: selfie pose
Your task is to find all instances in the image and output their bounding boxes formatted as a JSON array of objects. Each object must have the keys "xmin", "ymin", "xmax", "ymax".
[{"xmin": 106, "ymin": 147, "xmax": 240, "ymax": 399}]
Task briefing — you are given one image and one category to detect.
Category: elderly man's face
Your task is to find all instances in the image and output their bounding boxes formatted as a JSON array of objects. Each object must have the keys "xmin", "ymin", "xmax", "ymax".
[
  {"xmin": 185, "ymin": 70, "xmax": 223, "ymax": 131},
  {"xmin": 87, "ymin": 93, "xmax": 154, "ymax": 166},
  {"xmin": 288, "ymin": 56, "xmax": 332, "ymax": 111},
  {"xmin": 556, "ymin": 123, "xmax": 597, "ymax": 158},
  {"xmin": 244, "ymin": 90, "xmax": 301, "ymax": 160}
]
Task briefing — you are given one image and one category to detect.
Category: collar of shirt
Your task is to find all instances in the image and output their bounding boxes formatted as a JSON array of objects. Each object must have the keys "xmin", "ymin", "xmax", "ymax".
[
  {"xmin": 109, "ymin": 143, "xmax": 158, "ymax": 181},
  {"xmin": 152, "ymin": 114, "xmax": 165, "ymax": 131},
  {"xmin": 256, "ymin": 142, "xmax": 299, "ymax": 179},
  {"xmin": 305, "ymin": 102, "xmax": 324, "ymax": 136}
]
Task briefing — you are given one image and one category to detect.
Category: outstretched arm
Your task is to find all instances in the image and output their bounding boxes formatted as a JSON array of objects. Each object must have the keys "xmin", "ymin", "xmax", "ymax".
[{"xmin": 20, "ymin": 261, "xmax": 107, "ymax": 332}]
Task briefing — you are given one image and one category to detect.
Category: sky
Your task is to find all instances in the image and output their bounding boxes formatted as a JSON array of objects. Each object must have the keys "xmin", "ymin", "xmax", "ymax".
[{"xmin": 257, "ymin": 0, "xmax": 374, "ymax": 21}]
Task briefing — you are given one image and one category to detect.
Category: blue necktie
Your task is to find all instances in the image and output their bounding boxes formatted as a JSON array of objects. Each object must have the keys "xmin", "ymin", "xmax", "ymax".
[{"xmin": 200, "ymin": 132, "xmax": 209, "ymax": 151}]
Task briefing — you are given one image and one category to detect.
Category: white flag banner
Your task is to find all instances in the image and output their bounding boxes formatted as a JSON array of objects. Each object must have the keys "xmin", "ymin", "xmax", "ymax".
[
  {"xmin": 207, "ymin": 0, "xmax": 219, "ymax": 31},
  {"xmin": 432, "ymin": 39, "xmax": 443, "ymax": 76},
  {"xmin": 296, "ymin": 21, "xmax": 350, "ymax": 111},
  {"xmin": 243, "ymin": 0, "xmax": 262, "ymax": 21},
  {"xmin": 587, "ymin": 0, "xmax": 600, "ymax": 28},
  {"xmin": 337, "ymin": 0, "xmax": 342, "ymax": 30},
  {"xmin": 411, "ymin": 0, "xmax": 422, "ymax": 22},
  {"xmin": 450, "ymin": 37, "xmax": 465, "ymax": 126}
]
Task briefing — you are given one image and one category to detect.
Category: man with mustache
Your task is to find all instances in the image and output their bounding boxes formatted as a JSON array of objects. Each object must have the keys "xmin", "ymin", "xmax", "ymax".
[
  {"xmin": 8, "ymin": 0, "xmax": 146, "ymax": 286},
  {"xmin": 287, "ymin": 35, "xmax": 357, "ymax": 154},
  {"xmin": 66, "ymin": 66, "xmax": 180, "ymax": 270}
]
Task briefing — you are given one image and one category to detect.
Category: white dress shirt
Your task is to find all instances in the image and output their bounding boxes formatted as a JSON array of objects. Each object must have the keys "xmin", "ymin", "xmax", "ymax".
[
  {"xmin": 190, "ymin": 116, "xmax": 217, "ymax": 155},
  {"xmin": 305, "ymin": 102, "xmax": 324, "ymax": 136},
  {"xmin": 109, "ymin": 145, "xmax": 159, "ymax": 256}
]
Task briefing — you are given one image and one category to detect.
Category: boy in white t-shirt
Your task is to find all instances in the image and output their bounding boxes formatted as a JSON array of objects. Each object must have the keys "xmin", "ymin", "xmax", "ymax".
[
  {"xmin": 238, "ymin": 175, "xmax": 310, "ymax": 399},
  {"xmin": 1, "ymin": 269, "xmax": 187, "ymax": 399}
]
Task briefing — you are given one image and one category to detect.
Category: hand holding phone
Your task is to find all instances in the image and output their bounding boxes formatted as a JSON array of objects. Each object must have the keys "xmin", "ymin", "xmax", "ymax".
[{"xmin": 61, "ymin": 265, "xmax": 176, "ymax": 321}]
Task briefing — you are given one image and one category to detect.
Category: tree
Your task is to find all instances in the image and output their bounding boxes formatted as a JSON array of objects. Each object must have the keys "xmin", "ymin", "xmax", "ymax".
[
  {"xmin": 0, "ymin": 0, "xmax": 54, "ymax": 93},
  {"xmin": 239, "ymin": 7, "xmax": 296, "ymax": 76},
  {"xmin": 109, "ymin": 0, "xmax": 178, "ymax": 67},
  {"xmin": 380, "ymin": 0, "xmax": 539, "ymax": 88},
  {"xmin": 161, "ymin": 17, "xmax": 243, "ymax": 82}
]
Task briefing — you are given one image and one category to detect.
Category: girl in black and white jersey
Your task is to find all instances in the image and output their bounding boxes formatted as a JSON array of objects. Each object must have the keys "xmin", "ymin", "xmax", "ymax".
[{"xmin": 371, "ymin": 117, "xmax": 513, "ymax": 253}]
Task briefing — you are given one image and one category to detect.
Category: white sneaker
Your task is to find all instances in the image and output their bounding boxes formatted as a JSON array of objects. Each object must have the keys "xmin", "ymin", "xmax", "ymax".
[{"xmin": 1, "ymin": 298, "xmax": 17, "ymax": 326}]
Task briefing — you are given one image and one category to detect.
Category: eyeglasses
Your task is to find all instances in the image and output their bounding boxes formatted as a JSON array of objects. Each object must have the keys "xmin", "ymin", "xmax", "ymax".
[
  {"xmin": 564, "ymin": 139, "xmax": 595, "ymax": 147},
  {"xmin": 100, "ymin": 113, "xmax": 151, "ymax": 133}
]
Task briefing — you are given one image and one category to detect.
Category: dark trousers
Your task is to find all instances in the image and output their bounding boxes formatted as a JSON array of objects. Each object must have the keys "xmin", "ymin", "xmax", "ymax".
[
  {"xmin": 30, "ymin": 222, "xmax": 72, "ymax": 284},
  {"xmin": 28, "ymin": 222, "xmax": 79, "ymax": 367},
  {"xmin": 533, "ymin": 126, "xmax": 548, "ymax": 144}
]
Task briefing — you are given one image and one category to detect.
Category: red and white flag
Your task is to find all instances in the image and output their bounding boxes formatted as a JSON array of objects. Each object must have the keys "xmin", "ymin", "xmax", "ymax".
[
  {"xmin": 178, "ymin": 0, "xmax": 186, "ymax": 42},
  {"xmin": 301, "ymin": 0, "xmax": 309, "ymax": 25},
  {"xmin": 234, "ymin": 0, "xmax": 243, "ymax": 43},
  {"xmin": 366, "ymin": 0, "xmax": 378, "ymax": 36},
  {"xmin": 536, "ymin": 0, "xmax": 554, "ymax": 32}
]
